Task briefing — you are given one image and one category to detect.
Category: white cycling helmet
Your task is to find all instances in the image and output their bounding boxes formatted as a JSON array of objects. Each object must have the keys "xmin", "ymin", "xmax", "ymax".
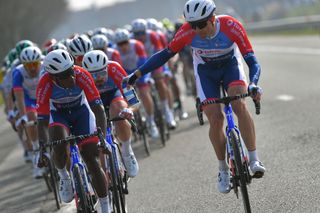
[
  {"xmin": 82, "ymin": 50, "xmax": 108, "ymax": 72},
  {"xmin": 67, "ymin": 34, "xmax": 93, "ymax": 57},
  {"xmin": 48, "ymin": 42, "xmax": 67, "ymax": 53},
  {"xmin": 183, "ymin": 0, "xmax": 216, "ymax": 22},
  {"xmin": 114, "ymin": 29, "xmax": 130, "ymax": 44},
  {"xmin": 44, "ymin": 49, "xmax": 74, "ymax": 74},
  {"xmin": 146, "ymin": 18, "xmax": 159, "ymax": 31},
  {"xmin": 20, "ymin": 46, "xmax": 42, "ymax": 63},
  {"xmin": 93, "ymin": 27, "xmax": 108, "ymax": 36},
  {"xmin": 131, "ymin": 19, "xmax": 147, "ymax": 33},
  {"xmin": 91, "ymin": 34, "xmax": 108, "ymax": 50}
]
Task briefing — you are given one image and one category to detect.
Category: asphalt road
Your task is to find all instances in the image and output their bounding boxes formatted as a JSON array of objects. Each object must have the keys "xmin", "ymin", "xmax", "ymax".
[{"xmin": 0, "ymin": 35, "xmax": 320, "ymax": 213}]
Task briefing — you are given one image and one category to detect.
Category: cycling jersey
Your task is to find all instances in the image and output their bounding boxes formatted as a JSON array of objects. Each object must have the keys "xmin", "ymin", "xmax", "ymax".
[
  {"xmin": 12, "ymin": 64, "xmax": 42, "ymax": 112},
  {"xmin": 138, "ymin": 15, "xmax": 261, "ymax": 101},
  {"xmin": 116, "ymin": 39, "xmax": 150, "ymax": 86},
  {"xmin": 36, "ymin": 65, "xmax": 102, "ymax": 146},
  {"xmin": 105, "ymin": 47, "xmax": 123, "ymax": 66}
]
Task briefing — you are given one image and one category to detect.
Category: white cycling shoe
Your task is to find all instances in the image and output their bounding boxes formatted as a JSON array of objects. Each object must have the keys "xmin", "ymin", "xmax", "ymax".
[
  {"xmin": 217, "ymin": 170, "xmax": 231, "ymax": 194},
  {"xmin": 165, "ymin": 110, "xmax": 177, "ymax": 130},
  {"xmin": 33, "ymin": 167, "xmax": 45, "ymax": 179},
  {"xmin": 59, "ymin": 178, "xmax": 74, "ymax": 203},
  {"xmin": 148, "ymin": 121, "xmax": 159, "ymax": 139},
  {"xmin": 123, "ymin": 154, "xmax": 139, "ymax": 178},
  {"xmin": 249, "ymin": 160, "xmax": 266, "ymax": 178}
]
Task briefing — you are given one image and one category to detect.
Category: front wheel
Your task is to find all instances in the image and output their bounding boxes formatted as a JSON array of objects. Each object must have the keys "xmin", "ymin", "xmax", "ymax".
[
  {"xmin": 73, "ymin": 165, "xmax": 89, "ymax": 213},
  {"xmin": 229, "ymin": 129, "xmax": 251, "ymax": 213}
]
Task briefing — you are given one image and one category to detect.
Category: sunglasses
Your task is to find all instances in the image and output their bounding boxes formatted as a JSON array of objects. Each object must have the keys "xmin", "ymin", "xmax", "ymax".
[
  {"xmin": 91, "ymin": 69, "xmax": 107, "ymax": 80},
  {"xmin": 23, "ymin": 61, "xmax": 41, "ymax": 70},
  {"xmin": 189, "ymin": 19, "xmax": 208, "ymax": 30},
  {"xmin": 54, "ymin": 67, "xmax": 75, "ymax": 80}
]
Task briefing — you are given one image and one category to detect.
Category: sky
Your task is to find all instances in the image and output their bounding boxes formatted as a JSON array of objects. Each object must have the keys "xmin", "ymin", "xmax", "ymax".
[{"xmin": 67, "ymin": 0, "xmax": 136, "ymax": 11}]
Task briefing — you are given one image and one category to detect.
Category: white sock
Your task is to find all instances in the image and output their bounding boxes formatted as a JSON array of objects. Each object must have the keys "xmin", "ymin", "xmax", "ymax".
[
  {"xmin": 99, "ymin": 195, "xmax": 111, "ymax": 213},
  {"xmin": 57, "ymin": 167, "xmax": 70, "ymax": 179},
  {"xmin": 248, "ymin": 150, "xmax": 259, "ymax": 162},
  {"xmin": 32, "ymin": 141, "xmax": 39, "ymax": 151},
  {"xmin": 162, "ymin": 99, "xmax": 170, "ymax": 113},
  {"xmin": 121, "ymin": 139, "xmax": 133, "ymax": 157},
  {"xmin": 219, "ymin": 160, "xmax": 229, "ymax": 171},
  {"xmin": 146, "ymin": 114, "xmax": 155, "ymax": 124}
]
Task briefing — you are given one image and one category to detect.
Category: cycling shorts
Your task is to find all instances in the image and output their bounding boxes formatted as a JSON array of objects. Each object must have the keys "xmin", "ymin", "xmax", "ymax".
[
  {"xmin": 25, "ymin": 97, "xmax": 37, "ymax": 113},
  {"xmin": 49, "ymin": 104, "xmax": 98, "ymax": 148},
  {"xmin": 100, "ymin": 88, "xmax": 125, "ymax": 108},
  {"xmin": 196, "ymin": 57, "xmax": 247, "ymax": 102}
]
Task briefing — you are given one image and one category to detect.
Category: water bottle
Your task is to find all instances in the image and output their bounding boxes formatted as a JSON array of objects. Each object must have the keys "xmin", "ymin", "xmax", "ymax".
[{"xmin": 122, "ymin": 81, "xmax": 140, "ymax": 108}]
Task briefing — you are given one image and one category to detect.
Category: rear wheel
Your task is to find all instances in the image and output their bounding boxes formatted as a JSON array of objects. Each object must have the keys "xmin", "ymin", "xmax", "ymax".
[
  {"xmin": 229, "ymin": 130, "xmax": 251, "ymax": 213},
  {"xmin": 49, "ymin": 160, "xmax": 61, "ymax": 210},
  {"xmin": 108, "ymin": 153, "xmax": 121, "ymax": 213},
  {"xmin": 153, "ymin": 95, "xmax": 166, "ymax": 146}
]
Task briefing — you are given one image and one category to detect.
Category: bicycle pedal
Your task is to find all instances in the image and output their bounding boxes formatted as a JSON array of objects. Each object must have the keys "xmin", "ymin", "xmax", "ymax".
[{"xmin": 252, "ymin": 171, "xmax": 264, "ymax": 179}]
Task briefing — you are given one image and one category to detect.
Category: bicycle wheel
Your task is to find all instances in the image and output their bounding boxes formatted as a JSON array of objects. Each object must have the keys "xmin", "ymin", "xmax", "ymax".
[
  {"xmin": 73, "ymin": 164, "xmax": 89, "ymax": 213},
  {"xmin": 49, "ymin": 160, "xmax": 61, "ymax": 210},
  {"xmin": 43, "ymin": 168, "xmax": 52, "ymax": 192},
  {"xmin": 115, "ymin": 147, "xmax": 128, "ymax": 213},
  {"xmin": 152, "ymin": 95, "xmax": 166, "ymax": 146},
  {"xmin": 230, "ymin": 129, "xmax": 251, "ymax": 213},
  {"xmin": 136, "ymin": 111, "xmax": 151, "ymax": 156},
  {"xmin": 108, "ymin": 152, "xmax": 121, "ymax": 213}
]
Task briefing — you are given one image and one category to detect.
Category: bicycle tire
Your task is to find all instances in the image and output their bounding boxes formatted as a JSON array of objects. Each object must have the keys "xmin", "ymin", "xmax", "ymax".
[
  {"xmin": 230, "ymin": 129, "xmax": 251, "ymax": 213},
  {"xmin": 153, "ymin": 95, "xmax": 166, "ymax": 146},
  {"xmin": 115, "ymin": 147, "xmax": 127, "ymax": 212},
  {"xmin": 49, "ymin": 160, "xmax": 61, "ymax": 210},
  {"xmin": 136, "ymin": 111, "xmax": 151, "ymax": 156},
  {"xmin": 141, "ymin": 127, "xmax": 150, "ymax": 156},
  {"xmin": 43, "ymin": 168, "xmax": 52, "ymax": 192},
  {"xmin": 73, "ymin": 164, "xmax": 89, "ymax": 213},
  {"xmin": 108, "ymin": 152, "xmax": 121, "ymax": 213}
]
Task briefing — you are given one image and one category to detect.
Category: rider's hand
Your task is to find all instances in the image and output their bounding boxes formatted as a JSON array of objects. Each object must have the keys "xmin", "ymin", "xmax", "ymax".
[
  {"xmin": 248, "ymin": 83, "xmax": 263, "ymax": 102},
  {"xmin": 123, "ymin": 70, "xmax": 141, "ymax": 88},
  {"xmin": 15, "ymin": 114, "xmax": 28, "ymax": 127},
  {"xmin": 119, "ymin": 108, "xmax": 134, "ymax": 120}
]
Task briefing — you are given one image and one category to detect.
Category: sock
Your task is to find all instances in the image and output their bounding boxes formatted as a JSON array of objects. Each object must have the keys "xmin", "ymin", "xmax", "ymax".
[
  {"xmin": 146, "ymin": 114, "xmax": 155, "ymax": 124},
  {"xmin": 121, "ymin": 139, "xmax": 133, "ymax": 157},
  {"xmin": 219, "ymin": 160, "xmax": 229, "ymax": 171},
  {"xmin": 32, "ymin": 141, "xmax": 39, "ymax": 151},
  {"xmin": 248, "ymin": 150, "xmax": 259, "ymax": 162},
  {"xmin": 99, "ymin": 195, "xmax": 111, "ymax": 213},
  {"xmin": 162, "ymin": 99, "xmax": 170, "ymax": 112},
  {"xmin": 57, "ymin": 167, "xmax": 70, "ymax": 179}
]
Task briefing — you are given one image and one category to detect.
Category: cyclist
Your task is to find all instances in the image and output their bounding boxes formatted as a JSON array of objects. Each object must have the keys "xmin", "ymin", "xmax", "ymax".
[
  {"xmin": 67, "ymin": 34, "xmax": 93, "ymax": 66},
  {"xmin": 36, "ymin": 50, "xmax": 110, "ymax": 212},
  {"xmin": 91, "ymin": 34, "xmax": 123, "ymax": 65},
  {"xmin": 131, "ymin": 18, "xmax": 177, "ymax": 129},
  {"xmin": 114, "ymin": 28, "xmax": 159, "ymax": 139},
  {"xmin": 12, "ymin": 46, "xmax": 44, "ymax": 178},
  {"xmin": 125, "ymin": 0, "xmax": 266, "ymax": 194},
  {"xmin": 82, "ymin": 50, "xmax": 139, "ymax": 177}
]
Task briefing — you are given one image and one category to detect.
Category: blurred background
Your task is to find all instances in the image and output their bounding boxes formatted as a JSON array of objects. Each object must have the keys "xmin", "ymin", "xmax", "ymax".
[{"xmin": 1, "ymin": 0, "xmax": 320, "ymax": 60}]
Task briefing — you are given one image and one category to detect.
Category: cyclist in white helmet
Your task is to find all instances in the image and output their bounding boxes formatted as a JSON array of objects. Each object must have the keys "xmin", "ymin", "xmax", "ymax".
[
  {"xmin": 67, "ymin": 34, "xmax": 93, "ymax": 66},
  {"xmin": 37, "ymin": 49, "xmax": 109, "ymax": 207},
  {"xmin": 131, "ymin": 18, "xmax": 177, "ymax": 129},
  {"xmin": 126, "ymin": 0, "xmax": 266, "ymax": 194},
  {"xmin": 12, "ymin": 46, "xmax": 44, "ymax": 178},
  {"xmin": 91, "ymin": 34, "xmax": 123, "ymax": 65},
  {"xmin": 114, "ymin": 28, "xmax": 161, "ymax": 139},
  {"xmin": 82, "ymin": 50, "xmax": 139, "ymax": 178}
]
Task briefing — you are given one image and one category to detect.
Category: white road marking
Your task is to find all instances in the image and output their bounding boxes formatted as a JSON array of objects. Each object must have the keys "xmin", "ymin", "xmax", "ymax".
[
  {"xmin": 276, "ymin": 94, "xmax": 295, "ymax": 101},
  {"xmin": 255, "ymin": 45, "xmax": 320, "ymax": 55}
]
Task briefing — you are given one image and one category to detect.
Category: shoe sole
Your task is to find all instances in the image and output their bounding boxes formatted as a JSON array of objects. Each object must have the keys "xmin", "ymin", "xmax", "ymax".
[{"xmin": 252, "ymin": 171, "xmax": 264, "ymax": 178}]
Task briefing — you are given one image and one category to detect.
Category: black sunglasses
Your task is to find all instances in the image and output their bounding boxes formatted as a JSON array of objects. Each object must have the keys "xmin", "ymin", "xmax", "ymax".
[
  {"xmin": 190, "ymin": 19, "xmax": 208, "ymax": 30},
  {"xmin": 53, "ymin": 67, "xmax": 75, "ymax": 80}
]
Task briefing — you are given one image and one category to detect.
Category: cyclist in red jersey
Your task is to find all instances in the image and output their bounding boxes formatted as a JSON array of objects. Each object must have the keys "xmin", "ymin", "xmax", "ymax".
[{"xmin": 37, "ymin": 50, "xmax": 109, "ymax": 211}]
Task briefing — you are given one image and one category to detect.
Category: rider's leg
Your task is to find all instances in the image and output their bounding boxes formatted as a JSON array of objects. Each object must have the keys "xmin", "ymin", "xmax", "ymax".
[
  {"xmin": 80, "ymin": 143, "xmax": 107, "ymax": 198},
  {"xmin": 110, "ymin": 99, "xmax": 139, "ymax": 177}
]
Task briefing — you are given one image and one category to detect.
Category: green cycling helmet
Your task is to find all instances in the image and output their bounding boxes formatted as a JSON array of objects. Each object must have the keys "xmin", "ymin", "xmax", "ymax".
[{"xmin": 15, "ymin": 40, "xmax": 34, "ymax": 57}]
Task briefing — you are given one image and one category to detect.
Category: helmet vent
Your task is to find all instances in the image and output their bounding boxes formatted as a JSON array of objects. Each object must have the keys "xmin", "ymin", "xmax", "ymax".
[
  {"xmin": 201, "ymin": 6, "xmax": 207, "ymax": 16},
  {"xmin": 186, "ymin": 4, "xmax": 189, "ymax": 12},
  {"xmin": 49, "ymin": 64, "xmax": 58, "ymax": 70},
  {"xmin": 52, "ymin": 57, "xmax": 61, "ymax": 63},
  {"xmin": 88, "ymin": 57, "xmax": 93, "ymax": 63},
  {"xmin": 96, "ymin": 54, "xmax": 100, "ymax": 62},
  {"xmin": 194, "ymin": 3, "xmax": 199, "ymax": 12},
  {"xmin": 103, "ymin": 57, "xmax": 106, "ymax": 64},
  {"xmin": 73, "ymin": 40, "xmax": 82, "ymax": 52},
  {"xmin": 62, "ymin": 52, "xmax": 67, "ymax": 60},
  {"xmin": 83, "ymin": 62, "xmax": 88, "ymax": 68}
]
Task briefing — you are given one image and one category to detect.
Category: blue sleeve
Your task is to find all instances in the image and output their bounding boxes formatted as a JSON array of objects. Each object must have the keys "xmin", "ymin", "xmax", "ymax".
[
  {"xmin": 12, "ymin": 69, "xmax": 23, "ymax": 89},
  {"xmin": 139, "ymin": 48, "xmax": 176, "ymax": 75},
  {"xmin": 244, "ymin": 52, "xmax": 261, "ymax": 85},
  {"xmin": 137, "ymin": 57, "xmax": 147, "ymax": 68}
]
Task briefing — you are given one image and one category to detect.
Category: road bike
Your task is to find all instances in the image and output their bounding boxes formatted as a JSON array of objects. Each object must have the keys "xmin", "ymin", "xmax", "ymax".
[{"xmin": 196, "ymin": 84, "xmax": 262, "ymax": 213}]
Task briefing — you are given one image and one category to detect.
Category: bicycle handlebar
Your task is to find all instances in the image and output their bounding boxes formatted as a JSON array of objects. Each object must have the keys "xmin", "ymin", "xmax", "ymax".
[
  {"xmin": 200, "ymin": 93, "xmax": 261, "ymax": 115},
  {"xmin": 109, "ymin": 116, "xmax": 137, "ymax": 133}
]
